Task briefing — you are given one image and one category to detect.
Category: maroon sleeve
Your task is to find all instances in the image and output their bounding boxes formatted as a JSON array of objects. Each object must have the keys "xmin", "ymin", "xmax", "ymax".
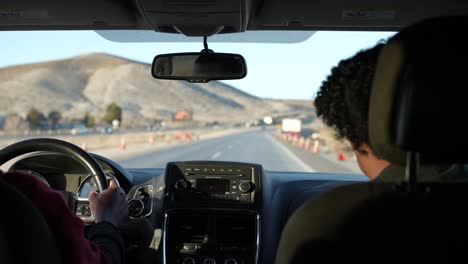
[{"xmin": 1, "ymin": 170, "xmax": 111, "ymax": 264}]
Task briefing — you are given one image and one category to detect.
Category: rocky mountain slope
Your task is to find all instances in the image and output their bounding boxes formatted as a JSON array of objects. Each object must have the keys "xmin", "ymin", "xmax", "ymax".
[{"xmin": 0, "ymin": 53, "xmax": 312, "ymax": 125}]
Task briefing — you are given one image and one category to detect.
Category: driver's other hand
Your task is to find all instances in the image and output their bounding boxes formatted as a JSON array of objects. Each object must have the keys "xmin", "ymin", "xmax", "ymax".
[{"xmin": 89, "ymin": 179, "xmax": 128, "ymax": 226}]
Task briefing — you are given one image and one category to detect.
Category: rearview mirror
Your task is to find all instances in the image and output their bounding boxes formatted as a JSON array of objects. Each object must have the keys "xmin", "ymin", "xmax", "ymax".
[{"xmin": 152, "ymin": 52, "xmax": 247, "ymax": 83}]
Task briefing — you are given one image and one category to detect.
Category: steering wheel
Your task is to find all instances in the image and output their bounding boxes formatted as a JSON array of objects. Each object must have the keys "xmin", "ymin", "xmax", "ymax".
[{"xmin": 0, "ymin": 138, "xmax": 108, "ymax": 221}]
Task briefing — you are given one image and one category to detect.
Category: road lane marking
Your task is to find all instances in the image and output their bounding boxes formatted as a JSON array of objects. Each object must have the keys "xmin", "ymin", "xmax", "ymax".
[
  {"xmin": 266, "ymin": 133, "xmax": 316, "ymax": 172},
  {"xmin": 211, "ymin": 152, "xmax": 222, "ymax": 160}
]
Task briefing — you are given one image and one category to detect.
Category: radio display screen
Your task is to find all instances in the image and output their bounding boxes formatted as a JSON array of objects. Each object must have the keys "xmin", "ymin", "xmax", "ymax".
[{"xmin": 196, "ymin": 179, "xmax": 230, "ymax": 194}]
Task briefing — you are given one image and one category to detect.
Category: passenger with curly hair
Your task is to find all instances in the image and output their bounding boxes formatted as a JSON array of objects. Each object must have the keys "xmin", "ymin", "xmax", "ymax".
[
  {"xmin": 315, "ymin": 43, "xmax": 456, "ymax": 181},
  {"xmin": 315, "ymin": 44, "xmax": 387, "ymax": 179}
]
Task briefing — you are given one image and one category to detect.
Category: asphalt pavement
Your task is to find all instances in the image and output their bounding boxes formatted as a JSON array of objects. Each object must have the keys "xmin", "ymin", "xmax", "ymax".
[{"xmin": 119, "ymin": 130, "xmax": 357, "ymax": 174}]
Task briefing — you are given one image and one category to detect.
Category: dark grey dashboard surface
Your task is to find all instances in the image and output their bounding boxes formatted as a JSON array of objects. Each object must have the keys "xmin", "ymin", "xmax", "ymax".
[
  {"xmin": 127, "ymin": 166, "xmax": 367, "ymax": 264},
  {"xmin": 9, "ymin": 151, "xmax": 367, "ymax": 264},
  {"xmin": 126, "ymin": 168, "xmax": 165, "ymax": 186}
]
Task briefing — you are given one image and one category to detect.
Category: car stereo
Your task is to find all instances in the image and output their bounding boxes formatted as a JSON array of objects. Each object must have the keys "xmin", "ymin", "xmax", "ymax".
[{"xmin": 166, "ymin": 162, "xmax": 258, "ymax": 203}]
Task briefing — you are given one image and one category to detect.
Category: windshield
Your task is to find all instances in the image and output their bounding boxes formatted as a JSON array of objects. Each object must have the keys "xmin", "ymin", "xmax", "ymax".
[{"xmin": 0, "ymin": 30, "xmax": 393, "ymax": 174}]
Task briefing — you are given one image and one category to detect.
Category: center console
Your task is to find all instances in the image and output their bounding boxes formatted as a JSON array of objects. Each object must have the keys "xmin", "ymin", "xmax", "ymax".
[{"xmin": 162, "ymin": 162, "xmax": 261, "ymax": 264}]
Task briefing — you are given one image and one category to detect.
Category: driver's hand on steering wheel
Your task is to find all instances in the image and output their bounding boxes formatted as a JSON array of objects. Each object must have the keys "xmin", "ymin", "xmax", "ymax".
[{"xmin": 89, "ymin": 179, "xmax": 128, "ymax": 227}]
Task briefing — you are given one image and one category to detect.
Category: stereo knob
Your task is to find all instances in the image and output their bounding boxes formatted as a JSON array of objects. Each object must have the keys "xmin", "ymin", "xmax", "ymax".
[
  {"xmin": 225, "ymin": 258, "xmax": 237, "ymax": 264},
  {"xmin": 175, "ymin": 179, "xmax": 188, "ymax": 190},
  {"xmin": 238, "ymin": 181, "xmax": 254, "ymax": 193},
  {"xmin": 203, "ymin": 258, "xmax": 216, "ymax": 264},
  {"xmin": 182, "ymin": 257, "xmax": 195, "ymax": 264}
]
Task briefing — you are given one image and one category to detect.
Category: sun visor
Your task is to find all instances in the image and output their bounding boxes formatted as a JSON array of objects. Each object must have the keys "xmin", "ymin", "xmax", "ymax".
[
  {"xmin": 135, "ymin": 0, "xmax": 251, "ymax": 36},
  {"xmin": 369, "ymin": 15, "xmax": 468, "ymax": 164},
  {"xmin": 94, "ymin": 30, "xmax": 315, "ymax": 43}
]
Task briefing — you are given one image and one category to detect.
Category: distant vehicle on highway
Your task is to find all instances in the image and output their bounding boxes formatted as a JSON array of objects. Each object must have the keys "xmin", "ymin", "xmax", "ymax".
[
  {"xmin": 70, "ymin": 125, "xmax": 89, "ymax": 135},
  {"xmin": 97, "ymin": 126, "xmax": 113, "ymax": 134},
  {"xmin": 281, "ymin": 118, "xmax": 302, "ymax": 133}
]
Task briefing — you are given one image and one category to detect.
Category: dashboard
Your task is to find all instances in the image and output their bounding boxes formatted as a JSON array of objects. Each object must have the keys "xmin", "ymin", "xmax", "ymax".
[
  {"xmin": 162, "ymin": 161, "xmax": 261, "ymax": 264},
  {"xmin": 6, "ymin": 151, "xmax": 367, "ymax": 264}
]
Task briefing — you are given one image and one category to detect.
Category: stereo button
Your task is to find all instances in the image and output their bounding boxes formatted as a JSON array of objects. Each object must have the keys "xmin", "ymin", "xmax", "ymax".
[{"xmin": 239, "ymin": 181, "xmax": 254, "ymax": 193}]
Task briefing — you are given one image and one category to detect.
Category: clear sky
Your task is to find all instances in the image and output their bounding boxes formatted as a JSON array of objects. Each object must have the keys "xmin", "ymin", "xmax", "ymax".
[{"xmin": 1, "ymin": 30, "xmax": 394, "ymax": 99}]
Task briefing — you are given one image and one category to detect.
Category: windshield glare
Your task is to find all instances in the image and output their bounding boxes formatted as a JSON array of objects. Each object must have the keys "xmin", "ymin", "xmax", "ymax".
[{"xmin": 0, "ymin": 30, "xmax": 394, "ymax": 175}]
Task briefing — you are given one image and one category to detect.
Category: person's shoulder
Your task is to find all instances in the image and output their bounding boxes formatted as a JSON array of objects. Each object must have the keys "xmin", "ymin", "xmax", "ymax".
[
  {"xmin": 375, "ymin": 164, "xmax": 459, "ymax": 182},
  {"xmin": 374, "ymin": 165, "xmax": 406, "ymax": 182}
]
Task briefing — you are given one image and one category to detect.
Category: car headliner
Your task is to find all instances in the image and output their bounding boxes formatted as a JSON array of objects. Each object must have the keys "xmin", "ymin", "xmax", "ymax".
[{"xmin": 1, "ymin": 0, "xmax": 467, "ymax": 35}]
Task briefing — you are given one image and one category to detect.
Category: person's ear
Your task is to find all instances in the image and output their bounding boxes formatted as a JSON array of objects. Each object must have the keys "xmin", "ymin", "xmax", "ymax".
[{"xmin": 351, "ymin": 143, "xmax": 369, "ymax": 156}]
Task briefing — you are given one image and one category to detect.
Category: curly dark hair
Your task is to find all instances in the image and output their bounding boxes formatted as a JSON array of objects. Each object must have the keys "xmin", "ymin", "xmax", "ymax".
[{"xmin": 314, "ymin": 43, "xmax": 384, "ymax": 149}]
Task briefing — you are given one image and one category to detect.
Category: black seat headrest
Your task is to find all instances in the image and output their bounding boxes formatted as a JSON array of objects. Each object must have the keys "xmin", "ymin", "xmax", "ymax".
[
  {"xmin": 0, "ymin": 179, "xmax": 61, "ymax": 264},
  {"xmin": 369, "ymin": 15, "xmax": 468, "ymax": 164}
]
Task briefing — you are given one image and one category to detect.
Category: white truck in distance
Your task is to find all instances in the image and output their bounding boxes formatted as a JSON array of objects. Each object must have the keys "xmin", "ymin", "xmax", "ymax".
[{"xmin": 281, "ymin": 118, "xmax": 302, "ymax": 133}]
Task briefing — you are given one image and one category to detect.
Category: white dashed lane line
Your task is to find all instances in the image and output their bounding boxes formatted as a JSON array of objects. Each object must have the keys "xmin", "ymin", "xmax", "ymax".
[{"xmin": 211, "ymin": 151, "xmax": 222, "ymax": 160}]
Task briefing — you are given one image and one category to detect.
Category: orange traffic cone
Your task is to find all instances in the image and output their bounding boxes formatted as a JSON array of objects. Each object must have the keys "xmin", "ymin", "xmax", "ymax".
[
  {"xmin": 186, "ymin": 131, "xmax": 193, "ymax": 141},
  {"xmin": 120, "ymin": 137, "xmax": 126, "ymax": 151},
  {"xmin": 298, "ymin": 137, "xmax": 305, "ymax": 148},
  {"xmin": 338, "ymin": 153, "xmax": 346, "ymax": 161},
  {"xmin": 304, "ymin": 139, "xmax": 311, "ymax": 150},
  {"xmin": 293, "ymin": 136, "xmax": 299, "ymax": 146},
  {"xmin": 312, "ymin": 140, "xmax": 320, "ymax": 154},
  {"xmin": 81, "ymin": 141, "xmax": 88, "ymax": 152}
]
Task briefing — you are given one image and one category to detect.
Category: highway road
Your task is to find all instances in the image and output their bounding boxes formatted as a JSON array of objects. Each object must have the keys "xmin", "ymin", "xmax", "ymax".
[{"xmin": 119, "ymin": 130, "xmax": 359, "ymax": 174}]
